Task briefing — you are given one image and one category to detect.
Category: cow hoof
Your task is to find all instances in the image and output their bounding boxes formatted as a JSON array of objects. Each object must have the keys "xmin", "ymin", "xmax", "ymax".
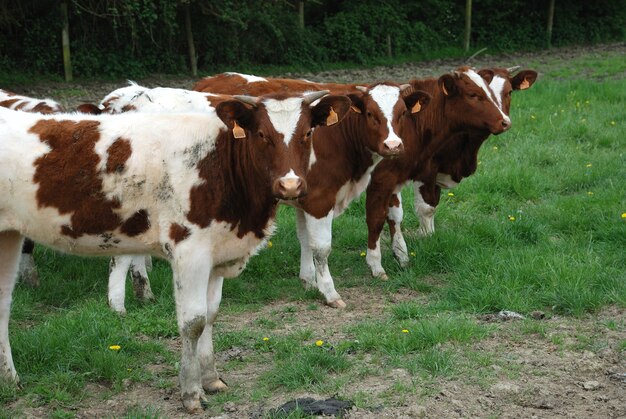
[
  {"xmin": 204, "ymin": 378, "xmax": 228, "ymax": 394},
  {"xmin": 327, "ymin": 299, "xmax": 346, "ymax": 309},
  {"xmin": 182, "ymin": 397, "xmax": 203, "ymax": 413},
  {"xmin": 375, "ymin": 273, "xmax": 389, "ymax": 281}
]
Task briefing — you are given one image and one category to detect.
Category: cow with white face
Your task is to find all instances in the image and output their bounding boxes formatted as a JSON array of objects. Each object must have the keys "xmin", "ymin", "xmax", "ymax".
[
  {"xmin": 196, "ymin": 74, "xmax": 431, "ymax": 307},
  {"xmin": 383, "ymin": 67, "xmax": 537, "ymax": 271},
  {"xmin": 0, "ymin": 90, "xmax": 351, "ymax": 412}
]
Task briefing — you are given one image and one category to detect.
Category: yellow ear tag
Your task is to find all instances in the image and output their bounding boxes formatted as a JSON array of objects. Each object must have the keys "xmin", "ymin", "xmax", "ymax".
[
  {"xmin": 232, "ymin": 121, "xmax": 246, "ymax": 139},
  {"xmin": 519, "ymin": 78, "xmax": 530, "ymax": 90},
  {"xmin": 326, "ymin": 106, "xmax": 339, "ymax": 125},
  {"xmin": 411, "ymin": 101, "xmax": 422, "ymax": 113},
  {"xmin": 442, "ymin": 84, "xmax": 449, "ymax": 96},
  {"xmin": 350, "ymin": 105, "xmax": 361, "ymax": 114}
]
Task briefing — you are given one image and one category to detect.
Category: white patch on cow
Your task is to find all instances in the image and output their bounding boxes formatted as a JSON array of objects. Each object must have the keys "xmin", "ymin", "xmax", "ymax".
[
  {"xmin": 263, "ymin": 97, "xmax": 303, "ymax": 146},
  {"xmin": 308, "ymin": 145, "xmax": 317, "ymax": 169},
  {"xmin": 368, "ymin": 85, "xmax": 404, "ymax": 150},
  {"xmin": 303, "ymin": 211, "xmax": 342, "ymax": 303},
  {"xmin": 413, "ymin": 181, "xmax": 436, "ymax": 236},
  {"xmin": 102, "ymin": 84, "xmax": 215, "ymax": 115},
  {"xmin": 366, "ymin": 238, "xmax": 386, "ymax": 278},
  {"xmin": 225, "ymin": 72, "xmax": 268, "ymax": 83},
  {"xmin": 281, "ymin": 169, "xmax": 299, "ymax": 180},
  {"xmin": 489, "ymin": 75, "xmax": 507, "ymax": 110},
  {"xmin": 463, "ymin": 70, "xmax": 510, "ymax": 124},
  {"xmin": 435, "ymin": 173, "xmax": 459, "ymax": 189},
  {"xmin": 0, "ymin": 90, "xmax": 62, "ymax": 113},
  {"xmin": 333, "ymin": 153, "xmax": 383, "ymax": 217}
]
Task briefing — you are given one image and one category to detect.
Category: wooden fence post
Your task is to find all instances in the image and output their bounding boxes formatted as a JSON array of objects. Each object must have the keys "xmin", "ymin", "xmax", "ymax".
[
  {"xmin": 184, "ymin": 1, "xmax": 198, "ymax": 76},
  {"xmin": 546, "ymin": 0, "xmax": 555, "ymax": 48},
  {"xmin": 61, "ymin": 1, "xmax": 72, "ymax": 81},
  {"xmin": 464, "ymin": 0, "xmax": 472, "ymax": 53}
]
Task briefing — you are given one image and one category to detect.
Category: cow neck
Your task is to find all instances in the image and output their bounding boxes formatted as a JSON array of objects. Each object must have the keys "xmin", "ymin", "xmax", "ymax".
[
  {"xmin": 187, "ymin": 132, "xmax": 276, "ymax": 239},
  {"xmin": 336, "ymin": 111, "xmax": 376, "ymax": 180}
]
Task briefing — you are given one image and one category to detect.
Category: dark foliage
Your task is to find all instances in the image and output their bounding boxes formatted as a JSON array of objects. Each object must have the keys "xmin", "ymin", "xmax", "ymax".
[{"xmin": 0, "ymin": 0, "xmax": 624, "ymax": 78}]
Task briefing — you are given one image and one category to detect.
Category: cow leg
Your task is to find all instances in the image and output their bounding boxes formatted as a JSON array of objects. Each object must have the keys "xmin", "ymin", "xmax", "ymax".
[
  {"xmin": 0, "ymin": 231, "xmax": 24, "ymax": 383},
  {"xmin": 387, "ymin": 191, "xmax": 409, "ymax": 268},
  {"xmin": 414, "ymin": 182, "xmax": 436, "ymax": 237},
  {"xmin": 130, "ymin": 255, "xmax": 154, "ymax": 302},
  {"xmin": 198, "ymin": 274, "xmax": 227, "ymax": 393},
  {"xmin": 144, "ymin": 255, "xmax": 153, "ymax": 272},
  {"xmin": 304, "ymin": 211, "xmax": 345, "ymax": 308},
  {"xmin": 108, "ymin": 256, "xmax": 132, "ymax": 315},
  {"xmin": 18, "ymin": 238, "xmax": 39, "ymax": 288},
  {"xmin": 171, "ymin": 246, "xmax": 210, "ymax": 413},
  {"xmin": 365, "ymin": 181, "xmax": 394, "ymax": 280},
  {"xmin": 295, "ymin": 208, "xmax": 315, "ymax": 289}
]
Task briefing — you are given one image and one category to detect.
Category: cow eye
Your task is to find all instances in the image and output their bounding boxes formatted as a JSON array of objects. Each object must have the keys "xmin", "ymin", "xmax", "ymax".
[
  {"xmin": 468, "ymin": 92, "xmax": 479, "ymax": 99},
  {"xmin": 305, "ymin": 129, "xmax": 313, "ymax": 139},
  {"xmin": 258, "ymin": 131, "xmax": 272, "ymax": 144}
]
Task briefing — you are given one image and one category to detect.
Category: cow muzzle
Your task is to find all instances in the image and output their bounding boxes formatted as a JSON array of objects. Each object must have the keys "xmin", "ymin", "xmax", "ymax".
[
  {"xmin": 381, "ymin": 137, "xmax": 404, "ymax": 157},
  {"xmin": 491, "ymin": 117, "xmax": 512, "ymax": 135},
  {"xmin": 274, "ymin": 176, "xmax": 307, "ymax": 200}
]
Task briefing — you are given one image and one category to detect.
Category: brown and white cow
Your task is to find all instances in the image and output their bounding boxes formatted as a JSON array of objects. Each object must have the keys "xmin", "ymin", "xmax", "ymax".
[
  {"xmin": 379, "ymin": 67, "xmax": 538, "ymax": 273},
  {"xmin": 195, "ymin": 73, "xmax": 431, "ymax": 307},
  {"xmin": 0, "ymin": 89, "xmax": 63, "ymax": 114},
  {"xmin": 365, "ymin": 66, "xmax": 527, "ymax": 279},
  {"xmin": 0, "ymin": 90, "xmax": 351, "ymax": 412},
  {"xmin": 0, "ymin": 90, "xmax": 65, "ymax": 287}
]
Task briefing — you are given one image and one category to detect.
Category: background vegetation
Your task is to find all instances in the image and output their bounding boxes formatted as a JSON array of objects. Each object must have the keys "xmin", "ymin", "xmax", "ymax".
[{"xmin": 0, "ymin": 0, "xmax": 625, "ymax": 78}]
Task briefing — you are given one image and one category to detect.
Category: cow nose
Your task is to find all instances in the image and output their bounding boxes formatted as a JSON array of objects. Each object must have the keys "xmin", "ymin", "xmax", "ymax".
[
  {"xmin": 383, "ymin": 137, "xmax": 403, "ymax": 155},
  {"xmin": 502, "ymin": 118, "xmax": 511, "ymax": 131},
  {"xmin": 276, "ymin": 177, "xmax": 305, "ymax": 199}
]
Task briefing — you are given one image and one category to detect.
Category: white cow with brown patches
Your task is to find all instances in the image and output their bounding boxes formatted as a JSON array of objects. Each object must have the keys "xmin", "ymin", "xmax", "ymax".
[{"xmin": 0, "ymin": 90, "xmax": 351, "ymax": 412}]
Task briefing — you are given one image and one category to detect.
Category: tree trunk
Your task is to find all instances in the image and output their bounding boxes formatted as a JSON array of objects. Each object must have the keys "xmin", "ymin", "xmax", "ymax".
[
  {"xmin": 298, "ymin": 1, "xmax": 304, "ymax": 29},
  {"xmin": 546, "ymin": 0, "xmax": 555, "ymax": 48},
  {"xmin": 464, "ymin": 0, "xmax": 472, "ymax": 52},
  {"xmin": 184, "ymin": 2, "xmax": 197, "ymax": 76},
  {"xmin": 61, "ymin": 1, "xmax": 72, "ymax": 81}
]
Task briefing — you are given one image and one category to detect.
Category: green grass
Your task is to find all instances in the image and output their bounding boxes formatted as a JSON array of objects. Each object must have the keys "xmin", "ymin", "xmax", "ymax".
[{"xmin": 2, "ymin": 49, "xmax": 626, "ymax": 416}]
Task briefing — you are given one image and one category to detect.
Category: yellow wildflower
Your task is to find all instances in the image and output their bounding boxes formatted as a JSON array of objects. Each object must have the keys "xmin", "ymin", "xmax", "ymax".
[
  {"xmin": 109, "ymin": 345, "xmax": 121, "ymax": 351},
  {"xmin": 447, "ymin": 192, "xmax": 454, "ymax": 197},
  {"xmin": 263, "ymin": 337, "xmax": 269, "ymax": 341},
  {"xmin": 610, "ymin": 121, "xmax": 616, "ymax": 126},
  {"xmin": 315, "ymin": 340, "xmax": 324, "ymax": 347},
  {"xmin": 586, "ymin": 163, "xmax": 592, "ymax": 168},
  {"xmin": 508, "ymin": 215, "xmax": 516, "ymax": 222},
  {"xmin": 267, "ymin": 241, "xmax": 273, "ymax": 248},
  {"xmin": 401, "ymin": 329, "xmax": 409, "ymax": 334},
  {"xmin": 621, "ymin": 213, "xmax": 626, "ymax": 219},
  {"xmin": 587, "ymin": 191, "xmax": 594, "ymax": 196},
  {"xmin": 410, "ymin": 251, "xmax": 416, "ymax": 257},
  {"xmin": 360, "ymin": 251, "xmax": 366, "ymax": 257},
  {"xmin": 492, "ymin": 146, "xmax": 498, "ymax": 150},
  {"xmin": 530, "ymin": 115, "xmax": 536, "ymax": 120}
]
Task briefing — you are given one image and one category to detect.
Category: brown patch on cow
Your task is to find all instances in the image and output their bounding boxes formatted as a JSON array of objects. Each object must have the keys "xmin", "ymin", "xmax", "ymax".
[
  {"xmin": 0, "ymin": 99, "xmax": 19, "ymax": 108},
  {"xmin": 169, "ymin": 223, "xmax": 191, "ymax": 243},
  {"xmin": 106, "ymin": 138, "xmax": 132, "ymax": 173},
  {"xmin": 29, "ymin": 119, "xmax": 126, "ymax": 238},
  {"xmin": 389, "ymin": 194, "xmax": 400, "ymax": 208},
  {"xmin": 121, "ymin": 209, "xmax": 150, "ymax": 237},
  {"xmin": 31, "ymin": 102, "xmax": 61, "ymax": 114}
]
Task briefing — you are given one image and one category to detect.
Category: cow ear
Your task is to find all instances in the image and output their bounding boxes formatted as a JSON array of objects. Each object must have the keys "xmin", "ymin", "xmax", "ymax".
[
  {"xmin": 346, "ymin": 93, "xmax": 365, "ymax": 115},
  {"xmin": 404, "ymin": 90, "xmax": 431, "ymax": 114},
  {"xmin": 76, "ymin": 103, "xmax": 102, "ymax": 114},
  {"xmin": 216, "ymin": 100, "xmax": 255, "ymax": 138},
  {"xmin": 311, "ymin": 95, "xmax": 351, "ymax": 127},
  {"xmin": 477, "ymin": 69, "xmax": 495, "ymax": 84},
  {"xmin": 438, "ymin": 74, "xmax": 458, "ymax": 97},
  {"xmin": 511, "ymin": 70, "xmax": 538, "ymax": 90}
]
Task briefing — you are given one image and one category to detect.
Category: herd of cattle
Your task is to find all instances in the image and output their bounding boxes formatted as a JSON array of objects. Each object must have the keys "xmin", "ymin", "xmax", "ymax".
[{"xmin": 0, "ymin": 66, "xmax": 536, "ymax": 412}]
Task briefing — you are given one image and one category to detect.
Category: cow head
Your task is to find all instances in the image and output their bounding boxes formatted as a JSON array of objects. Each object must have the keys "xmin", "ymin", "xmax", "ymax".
[
  {"xmin": 216, "ymin": 91, "xmax": 351, "ymax": 200},
  {"xmin": 479, "ymin": 67, "xmax": 538, "ymax": 115},
  {"xmin": 436, "ymin": 66, "xmax": 512, "ymax": 135},
  {"xmin": 347, "ymin": 83, "xmax": 430, "ymax": 157}
]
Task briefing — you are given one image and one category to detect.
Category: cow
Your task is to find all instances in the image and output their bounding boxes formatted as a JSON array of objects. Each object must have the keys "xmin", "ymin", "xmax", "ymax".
[
  {"xmin": 77, "ymin": 83, "xmax": 229, "ymax": 314},
  {"xmin": 0, "ymin": 89, "xmax": 63, "ymax": 114},
  {"xmin": 195, "ymin": 73, "xmax": 431, "ymax": 307},
  {"xmin": 0, "ymin": 90, "xmax": 351, "ymax": 412},
  {"xmin": 365, "ymin": 66, "xmax": 537, "ymax": 280},
  {"xmin": 0, "ymin": 90, "xmax": 65, "ymax": 288},
  {"xmin": 396, "ymin": 67, "xmax": 538, "ymax": 237}
]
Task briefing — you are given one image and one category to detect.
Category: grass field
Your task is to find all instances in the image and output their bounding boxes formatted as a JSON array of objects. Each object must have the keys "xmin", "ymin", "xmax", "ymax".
[{"xmin": 1, "ymin": 48, "xmax": 625, "ymax": 418}]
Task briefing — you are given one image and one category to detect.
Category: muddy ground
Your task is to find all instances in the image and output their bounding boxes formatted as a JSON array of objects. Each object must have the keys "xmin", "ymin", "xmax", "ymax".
[{"xmin": 7, "ymin": 43, "xmax": 626, "ymax": 418}]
